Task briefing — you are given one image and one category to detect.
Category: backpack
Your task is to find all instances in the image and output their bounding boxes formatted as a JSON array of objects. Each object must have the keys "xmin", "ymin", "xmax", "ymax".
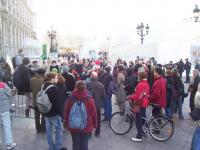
[
  {"xmin": 13, "ymin": 69, "xmax": 22, "ymax": 89},
  {"xmin": 36, "ymin": 85, "xmax": 54, "ymax": 113},
  {"xmin": 12, "ymin": 57, "xmax": 16, "ymax": 69},
  {"xmin": 69, "ymin": 96, "xmax": 90, "ymax": 129}
]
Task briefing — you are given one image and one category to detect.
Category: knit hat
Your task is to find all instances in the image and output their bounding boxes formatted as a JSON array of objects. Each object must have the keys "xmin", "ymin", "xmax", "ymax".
[{"xmin": 36, "ymin": 68, "xmax": 46, "ymax": 74}]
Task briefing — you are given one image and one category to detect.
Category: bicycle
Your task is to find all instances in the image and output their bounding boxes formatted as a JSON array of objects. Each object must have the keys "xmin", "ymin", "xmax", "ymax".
[{"xmin": 109, "ymin": 100, "xmax": 174, "ymax": 142}]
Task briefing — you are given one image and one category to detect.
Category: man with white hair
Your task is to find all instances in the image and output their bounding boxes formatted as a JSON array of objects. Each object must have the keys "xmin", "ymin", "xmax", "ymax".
[{"xmin": 86, "ymin": 72, "xmax": 106, "ymax": 137}]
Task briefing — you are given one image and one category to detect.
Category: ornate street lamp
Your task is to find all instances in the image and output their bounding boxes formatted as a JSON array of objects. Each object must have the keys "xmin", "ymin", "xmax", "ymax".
[
  {"xmin": 136, "ymin": 22, "xmax": 150, "ymax": 44},
  {"xmin": 193, "ymin": 5, "xmax": 200, "ymax": 22},
  {"xmin": 47, "ymin": 26, "xmax": 57, "ymax": 53}
]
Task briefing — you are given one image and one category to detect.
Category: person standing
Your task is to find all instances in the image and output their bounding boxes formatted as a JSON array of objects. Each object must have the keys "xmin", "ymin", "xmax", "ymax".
[
  {"xmin": 56, "ymin": 74, "xmax": 66, "ymax": 120},
  {"xmin": 30, "ymin": 68, "xmax": 46, "ymax": 133},
  {"xmin": 188, "ymin": 69, "xmax": 200, "ymax": 113},
  {"xmin": 86, "ymin": 72, "xmax": 106, "ymax": 136},
  {"xmin": 116, "ymin": 65, "xmax": 126, "ymax": 112},
  {"xmin": 149, "ymin": 67, "xmax": 166, "ymax": 117},
  {"xmin": 171, "ymin": 68, "xmax": 185, "ymax": 119},
  {"xmin": 62, "ymin": 66, "xmax": 75, "ymax": 99},
  {"xmin": 43, "ymin": 73, "xmax": 67, "ymax": 150},
  {"xmin": 129, "ymin": 68, "xmax": 150, "ymax": 142},
  {"xmin": 185, "ymin": 58, "xmax": 191, "ymax": 83},
  {"xmin": 101, "ymin": 66, "xmax": 116, "ymax": 121},
  {"xmin": 15, "ymin": 49, "xmax": 24, "ymax": 68},
  {"xmin": 191, "ymin": 83, "xmax": 200, "ymax": 150},
  {"xmin": 0, "ymin": 72, "xmax": 16, "ymax": 149},
  {"xmin": 14, "ymin": 57, "xmax": 33, "ymax": 117},
  {"xmin": 65, "ymin": 81, "xmax": 97, "ymax": 150},
  {"xmin": 165, "ymin": 70, "xmax": 174, "ymax": 119},
  {"xmin": 176, "ymin": 59, "xmax": 185, "ymax": 79}
]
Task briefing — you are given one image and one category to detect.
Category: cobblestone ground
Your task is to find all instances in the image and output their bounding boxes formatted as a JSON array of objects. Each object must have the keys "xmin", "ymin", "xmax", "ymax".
[{"xmin": 0, "ymin": 82, "xmax": 195, "ymax": 150}]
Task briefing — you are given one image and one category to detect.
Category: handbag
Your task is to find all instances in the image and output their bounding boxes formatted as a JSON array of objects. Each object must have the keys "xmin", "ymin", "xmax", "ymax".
[
  {"xmin": 131, "ymin": 91, "xmax": 148, "ymax": 113},
  {"xmin": 189, "ymin": 108, "xmax": 200, "ymax": 121},
  {"xmin": 132, "ymin": 101, "xmax": 141, "ymax": 113}
]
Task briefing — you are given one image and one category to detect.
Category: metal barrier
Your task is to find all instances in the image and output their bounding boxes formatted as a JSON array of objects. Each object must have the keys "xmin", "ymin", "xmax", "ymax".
[{"xmin": 10, "ymin": 89, "xmax": 35, "ymax": 119}]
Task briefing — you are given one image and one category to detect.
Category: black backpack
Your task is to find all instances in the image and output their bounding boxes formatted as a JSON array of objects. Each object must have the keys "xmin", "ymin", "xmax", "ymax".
[{"xmin": 13, "ymin": 69, "xmax": 22, "ymax": 89}]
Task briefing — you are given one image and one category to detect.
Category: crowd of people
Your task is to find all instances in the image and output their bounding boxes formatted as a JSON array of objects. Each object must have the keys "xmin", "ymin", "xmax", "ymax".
[{"xmin": 0, "ymin": 49, "xmax": 200, "ymax": 150}]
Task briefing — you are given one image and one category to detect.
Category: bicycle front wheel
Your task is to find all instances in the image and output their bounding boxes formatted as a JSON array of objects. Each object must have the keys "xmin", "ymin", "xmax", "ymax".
[
  {"xmin": 149, "ymin": 116, "xmax": 174, "ymax": 141},
  {"xmin": 110, "ymin": 111, "xmax": 132, "ymax": 135}
]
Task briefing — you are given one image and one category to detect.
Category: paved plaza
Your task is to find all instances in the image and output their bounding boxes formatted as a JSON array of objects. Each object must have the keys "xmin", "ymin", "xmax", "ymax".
[{"xmin": 0, "ymin": 89, "xmax": 195, "ymax": 150}]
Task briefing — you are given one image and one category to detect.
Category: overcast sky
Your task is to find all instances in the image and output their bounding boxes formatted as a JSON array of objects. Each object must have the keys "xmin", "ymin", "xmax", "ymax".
[{"xmin": 31, "ymin": 0, "xmax": 200, "ymax": 43}]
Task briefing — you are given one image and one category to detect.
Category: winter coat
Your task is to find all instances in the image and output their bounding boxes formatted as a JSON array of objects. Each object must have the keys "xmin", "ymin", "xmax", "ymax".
[
  {"xmin": 129, "ymin": 79, "xmax": 150, "ymax": 108},
  {"xmin": 100, "ymin": 72, "xmax": 113, "ymax": 95},
  {"xmin": 195, "ymin": 90, "xmax": 200, "ymax": 127},
  {"xmin": 185, "ymin": 61, "xmax": 191, "ymax": 73},
  {"xmin": 166, "ymin": 76, "xmax": 174, "ymax": 108},
  {"xmin": 65, "ymin": 90, "xmax": 97, "ymax": 133},
  {"xmin": 17, "ymin": 64, "xmax": 31, "ymax": 93},
  {"xmin": 173, "ymin": 75, "xmax": 184, "ymax": 98},
  {"xmin": 86, "ymin": 78, "xmax": 106, "ymax": 110},
  {"xmin": 0, "ymin": 82, "xmax": 11, "ymax": 113},
  {"xmin": 43, "ymin": 83, "xmax": 62, "ymax": 117},
  {"xmin": 124, "ymin": 74, "xmax": 137, "ymax": 95},
  {"xmin": 30, "ymin": 75, "xmax": 44, "ymax": 107},
  {"xmin": 190, "ymin": 76, "xmax": 200, "ymax": 109},
  {"xmin": 56, "ymin": 83, "xmax": 67, "ymax": 118},
  {"xmin": 116, "ymin": 72, "xmax": 126, "ymax": 103},
  {"xmin": 149, "ymin": 76, "xmax": 166, "ymax": 108}
]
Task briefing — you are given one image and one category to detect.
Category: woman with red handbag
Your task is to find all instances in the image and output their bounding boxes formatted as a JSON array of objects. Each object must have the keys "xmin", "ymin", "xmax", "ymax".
[{"xmin": 129, "ymin": 67, "xmax": 150, "ymax": 142}]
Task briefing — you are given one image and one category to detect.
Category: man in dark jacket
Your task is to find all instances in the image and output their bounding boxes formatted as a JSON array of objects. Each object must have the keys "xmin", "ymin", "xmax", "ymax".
[
  {"xmin": 176, "ymin": 59, "xmax": 184, "ymax": 79},
  {"xmin": 86, "ymin": 72, "xmax": 106, "ymax": 136},
  {"xmin": 184, "ymin": 58, "xmax": 191, "ymax": 83},
  {"xmin": 43, "ymin": 73, "xmax": 67, "ymax": 150},
  {"xmin": 62, "ymin": 66, "xmax": 75, "ymax": 99},
  {"xmin": 30, "ymin": 68, "xmax": 46, "ymax": 133},
  {"xmin": 15, "ymin": 57, "xmax": 33, "ymax": 117},
  {"xmin": 101, "ymin": 66, "xmax": 116, "ymax": 121}
]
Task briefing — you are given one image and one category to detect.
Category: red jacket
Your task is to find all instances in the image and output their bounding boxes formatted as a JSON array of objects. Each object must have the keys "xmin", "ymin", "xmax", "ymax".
[
  {"xmin": 65, "ymin": 90, "xmax": 97, "ymax": 133},
  {"xmin": 149, "ymin": 76, "xmax": 166, "ymax": 108},
  {"xmin": 129, "ymin": 79, "xmax": 150, "ymax": 108}
]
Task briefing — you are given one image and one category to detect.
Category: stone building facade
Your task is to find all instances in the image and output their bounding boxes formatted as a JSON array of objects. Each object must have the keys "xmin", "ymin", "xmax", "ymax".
[{"xmin": 0, "ymin": 0, "xmax": 36, "ymax": 57}]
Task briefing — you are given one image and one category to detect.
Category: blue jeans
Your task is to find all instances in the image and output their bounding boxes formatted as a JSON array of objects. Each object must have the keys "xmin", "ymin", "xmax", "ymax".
[
  {"xmin": 165, "ymin": 108, "xmax": 172, "ymax": 119},
  {"xmin": 0, "ymin": 111, "xmax": 13, "ymax": 144},
  {"xmin": 104, "ymin": 95, "xmax": 112, "ymax": 120},
  {"xmin": 71, "ymin": 132, "xmax": 90, "ymax": 150},
  {"xmin": 172, "ymin": 96, "xmax": 183, "ymax": 118},
  {"xmin": 135, "ymin": 108, "xmax": 146, "ymax": 139},
  {"xmin": 191, "ymin": 127, "xmax": 200, "ymax": 150},
  {"xmin": 45, "ymin": 115, "xmax": 63, "ymax": 150}
]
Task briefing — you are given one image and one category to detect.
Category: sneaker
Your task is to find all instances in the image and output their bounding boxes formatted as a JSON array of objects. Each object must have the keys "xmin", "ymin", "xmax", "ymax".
[
  {"xmin": 131, "ymin": 138, "xmax": 142, "ymax": 142},
  {"xmin": 7, "ymin": 143, "xmax": 17, "ymax": 150}
]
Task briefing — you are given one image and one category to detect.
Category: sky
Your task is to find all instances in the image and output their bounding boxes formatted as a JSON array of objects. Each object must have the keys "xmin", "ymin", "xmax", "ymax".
[
  {"xmin": 31, "ymin": 0, "xmax": 200, "ymax": 44},
  {"xmin": 31, "ymin": 0, "xmax": 200, "ymax": 39}
]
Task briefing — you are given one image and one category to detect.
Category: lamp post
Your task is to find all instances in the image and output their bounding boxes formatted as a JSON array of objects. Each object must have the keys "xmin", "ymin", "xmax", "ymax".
[
  {"xmin": 47, "ymin": 26, "xmax": 57, "ymax": 53},
  {"xmin": 136, "ymin": 22, "xmax": 150, "ymax": 44},
  {"xmin": 193, "ymin": 5, "xmax": 200, "ymax": 22}
]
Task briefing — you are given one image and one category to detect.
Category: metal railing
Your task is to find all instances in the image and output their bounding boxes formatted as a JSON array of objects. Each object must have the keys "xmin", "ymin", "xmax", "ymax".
[{"xmin": 10, "ymin": 89, "xmax": 35, "ymax": 119}]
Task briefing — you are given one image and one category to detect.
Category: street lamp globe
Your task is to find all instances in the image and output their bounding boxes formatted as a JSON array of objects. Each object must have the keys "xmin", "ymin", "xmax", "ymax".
[{"xmin": 193, "ymin": 5, "xmax": 200, "ymax": 22}]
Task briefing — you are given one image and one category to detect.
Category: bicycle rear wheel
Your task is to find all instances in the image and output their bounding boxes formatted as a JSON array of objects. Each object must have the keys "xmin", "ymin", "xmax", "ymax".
[
  {"xmin": 149, "ymin": 116, "xmax": 174, "ymax": 141},
  {"xmin": 110, "ymin": 111, "xmax": 132, "ymax": 135}
]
